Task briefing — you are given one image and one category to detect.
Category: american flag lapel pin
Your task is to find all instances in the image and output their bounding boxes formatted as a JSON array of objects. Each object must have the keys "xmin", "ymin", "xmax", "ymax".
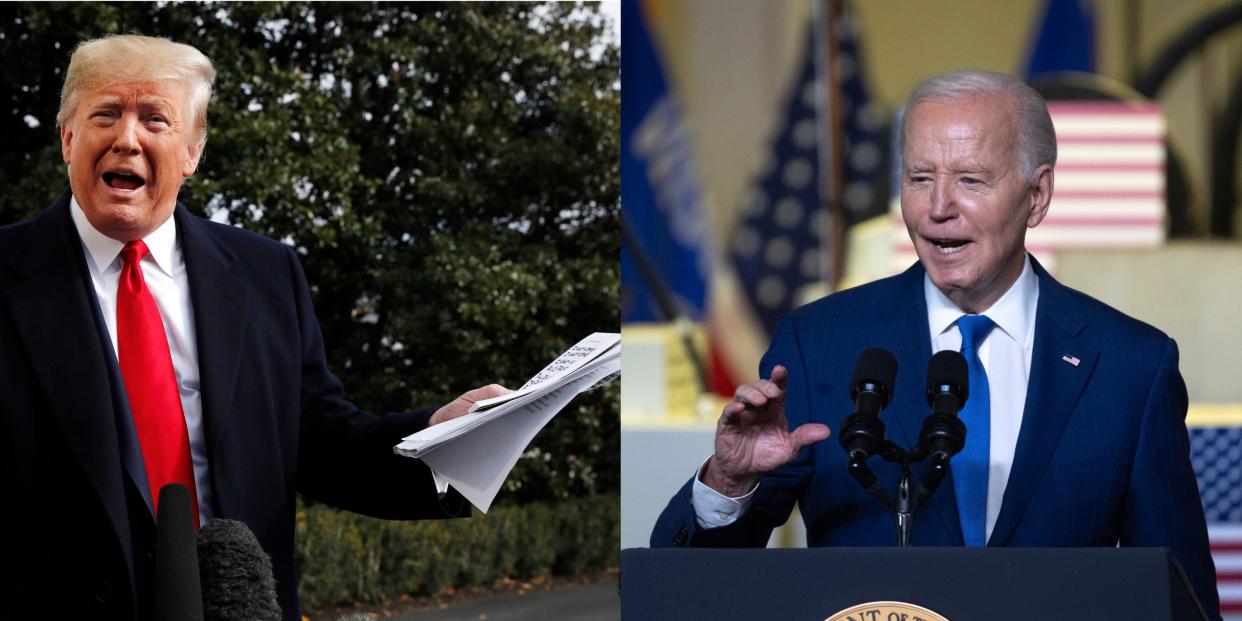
[{"xmin": 1062, "ymin": 354, "xmax": 1081, "ymax": 367}]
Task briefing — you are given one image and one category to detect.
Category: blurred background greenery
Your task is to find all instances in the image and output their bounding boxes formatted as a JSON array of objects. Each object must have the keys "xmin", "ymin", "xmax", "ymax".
[{"xmin": 0, "ymin": 1, "xmax": 619, "ymax": 609}]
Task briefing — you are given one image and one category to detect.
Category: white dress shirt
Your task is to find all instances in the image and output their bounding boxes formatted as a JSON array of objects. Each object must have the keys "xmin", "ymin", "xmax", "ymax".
[
  {"xmin": 692, "ymin": 255, "xmax": 1039, "ymax": 541},
  {"xmin": 70, "ymin": 198, "xmax": 214, "ymax": 524},
  {"xmin": 925, "ymin": 254, "xmax": 1038, "ymax": 540}
]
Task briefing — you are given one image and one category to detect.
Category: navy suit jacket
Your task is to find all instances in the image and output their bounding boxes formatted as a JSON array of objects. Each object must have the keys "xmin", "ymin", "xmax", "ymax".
[
  {"xmin": 652, "ymin": 258, "xmax": 1220, "ymax": 617},
  {"xmin": 0, "ymin": 192, "xmax": 464, "ymax": 620}
]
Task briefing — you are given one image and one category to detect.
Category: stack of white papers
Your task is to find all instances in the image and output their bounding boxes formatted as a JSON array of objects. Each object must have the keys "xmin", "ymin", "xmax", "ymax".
[{"xmin": 394, "ymin": 332, "xmax": 620, "ymax": 512}]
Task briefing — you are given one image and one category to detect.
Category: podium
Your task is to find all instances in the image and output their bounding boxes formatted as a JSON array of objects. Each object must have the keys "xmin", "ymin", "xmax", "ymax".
[{"xmin": 620, "ymin": 547, "xmax": 1210, "ymax": 620}]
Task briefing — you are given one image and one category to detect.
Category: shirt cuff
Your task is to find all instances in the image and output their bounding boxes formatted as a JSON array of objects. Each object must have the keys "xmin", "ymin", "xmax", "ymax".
[{"xmin": 691, "ymin": 457, "xmax": 758, "ymax": 529}]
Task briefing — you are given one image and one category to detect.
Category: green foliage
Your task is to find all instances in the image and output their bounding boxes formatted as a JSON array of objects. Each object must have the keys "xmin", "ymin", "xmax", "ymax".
[
  {"xmin": 295, "ymin": 494, "xmax": 619, "ymax": 610},
  {"xmin": 0, "ymin": 2, "xmax": 620, "ymax": 503}
]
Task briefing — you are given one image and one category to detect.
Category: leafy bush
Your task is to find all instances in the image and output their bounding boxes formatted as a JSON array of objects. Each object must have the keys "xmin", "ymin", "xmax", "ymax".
[{"xmin": 295, "ymin": 494, "xmax": 619, "ymax": 609}]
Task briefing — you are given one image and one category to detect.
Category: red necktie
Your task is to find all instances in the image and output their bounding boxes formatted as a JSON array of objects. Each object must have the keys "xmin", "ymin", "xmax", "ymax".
[{"xmin": 117, "ymin": 240, "xmax": 198, "ymax": 526}]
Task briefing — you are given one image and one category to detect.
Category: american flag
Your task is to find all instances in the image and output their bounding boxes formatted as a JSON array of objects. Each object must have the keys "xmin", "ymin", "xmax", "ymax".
[
  {"xmin": 1192, "ymin": 424, "xmax": 1242, "ymax": 619},
  {"xmin": 713, "ymin": 6, "xmax": 887, "ymax": 392},
  {"xmin": 890, "ymin": 101, "xmax": 1166, "ymax": 274}
]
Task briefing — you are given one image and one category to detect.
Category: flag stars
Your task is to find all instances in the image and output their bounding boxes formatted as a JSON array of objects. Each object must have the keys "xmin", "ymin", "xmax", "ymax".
[
  {"xmin": 857, "ymin": 102, "xmax": 886, "ymax": 132},
  {"xmin": 732, "ymin": 226, "xmax": 760, "ymax": 258},
  {"xmin": 774, "ymin": 199, "xmax": 804, "ymax": 229},
  {"xmin": 783, "ymin": 158, "xmax": 813, "ymax": 190},
  {"xmin": 757, "ymin": 276, "xmax": 785, "ymax": 308},
  {"xmin": 1191, "ymin": 427, "xmax": 1242, "ymax": 520},
  {"xmin": 800, "ymin": 249, "xmax": 821, "ymax": 280},
  {"xmin": 793, "ymin": 119, "xmax": 818, "ymax": 149},
  {"xmin": 764, "ymin": 237, "xmax": 794, "ymax": 269},
  {"xmin": 810, "ymin": 210, "xmax": 830, "ymax": 239},
  {"xmin": 849, "ymin": 141, "xmax": 881, "ymax": 174},
  {"xmin": 845, "ymin": 181, "xmax": 874, "ymax": 213},
  {"xmin": 801, "ymin": 79, "xmax": 823, "ymax": 109},
  {"xmin": 726, "ymin": 13, "xmax": 883, "ymax": 337}
]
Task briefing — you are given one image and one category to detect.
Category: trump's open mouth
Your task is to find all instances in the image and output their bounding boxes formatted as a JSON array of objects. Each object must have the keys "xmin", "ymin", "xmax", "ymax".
[{"xmin": 102, "ymin": 171, "xmax": 146, "ymax": 191}]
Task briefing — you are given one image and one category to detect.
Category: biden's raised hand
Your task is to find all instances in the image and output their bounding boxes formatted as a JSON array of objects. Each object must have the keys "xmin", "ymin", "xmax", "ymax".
[{"xmin": 702, "ymin": 365, "xmax": 831, "ymax": 497}]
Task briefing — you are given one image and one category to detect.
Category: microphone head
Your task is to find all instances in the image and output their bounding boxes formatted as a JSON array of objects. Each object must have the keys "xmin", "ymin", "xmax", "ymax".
[
  {"xmin": 850, "ymin": 347, "xmax": 898, "ymax": 405},
  {"xmin": 154, "ymin": 483, "xmax": 203, "ymax": 621},
  {"xmin": 925, "ymin": 350, "xmax": 969, "ymax": 405},
  {"xmin": 198, "ymin": 519, "xmax": 281, "ymax": 621}
]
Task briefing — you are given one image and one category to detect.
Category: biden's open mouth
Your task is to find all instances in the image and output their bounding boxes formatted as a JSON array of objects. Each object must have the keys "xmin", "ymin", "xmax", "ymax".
[{"xmin": 930, "ymin": 238, "xmax": 971, "ymax": 255}]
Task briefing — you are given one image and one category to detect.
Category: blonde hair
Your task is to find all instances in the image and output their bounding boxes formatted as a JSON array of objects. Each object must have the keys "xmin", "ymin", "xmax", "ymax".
[{"xmin": 58, "ymin": 35, "xmax": 216, "ymax": 152}]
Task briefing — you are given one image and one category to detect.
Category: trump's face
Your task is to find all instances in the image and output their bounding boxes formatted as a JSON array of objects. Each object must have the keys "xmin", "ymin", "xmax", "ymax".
[
  {"xmin": 900, "ymin": 94, "xmax": 1052, "ymax": 313},
  {"xmin": 61, "ymin": 79, "xmax": 201, "ymax": 242}
]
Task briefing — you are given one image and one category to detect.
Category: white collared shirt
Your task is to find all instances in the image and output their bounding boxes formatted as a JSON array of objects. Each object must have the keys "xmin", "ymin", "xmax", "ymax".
[
  {"xmin": 925, "ymin": 254, "xmax": 1038, "ymax": 541},
  {"xmin": 70, "ymin": 198, "xmax": 213, "ymax": 525},
  {"xmin": 691, "ymin": 255, "xmax": 1039, "ymax": 540}
]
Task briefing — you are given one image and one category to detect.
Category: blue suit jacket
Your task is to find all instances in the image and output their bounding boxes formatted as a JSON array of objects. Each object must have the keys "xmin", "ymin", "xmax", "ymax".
[
  {"xmin": 0, "ymin": 192, "xmax": 464, "ymax": 620},
  {"xmin": 652, "ymin": 259, "xmax": 1220, "ymax": 617}
]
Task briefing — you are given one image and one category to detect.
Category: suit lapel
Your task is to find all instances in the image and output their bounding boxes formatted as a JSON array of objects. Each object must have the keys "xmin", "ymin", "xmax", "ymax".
[
  {"xmin": 175, "ymin": 207, "xmax": 249, "ymax": 514},
  {"xmin": 3, "ymin": 194, "xmax": 135, "ymax": 571},
  {"xmin": 988, "ymin": 260, "xmax": 1097, "ymax": 546},
  {"xmin": 876, "ymin": 263, "xmax": 963, "ymax": 544}
]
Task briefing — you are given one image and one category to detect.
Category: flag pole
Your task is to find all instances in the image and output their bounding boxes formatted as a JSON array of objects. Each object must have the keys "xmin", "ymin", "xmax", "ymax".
[
  {"xmin": 815, "ymin": 0, "xmax": 847, "ymax": 292},
  {"xmin": 621, "ymin": 213, "xmax": 709, "ymax": 394}
]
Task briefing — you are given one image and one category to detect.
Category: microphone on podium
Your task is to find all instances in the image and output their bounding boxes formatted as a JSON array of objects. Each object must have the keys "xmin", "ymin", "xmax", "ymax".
[
  {"xmin": 908, "ymin": 350, "xmax": 970, "ymax": 501},
  {"xmin": 838, "ymin": 347, "xmax": 899, "ymax": 461},
  {"xmin": 153, "ymin": 483, "xmax": 204, "ymax": 621},
  {"xmin": 916, "ymin": 349, "xmax": 970, "ymax": 463}
]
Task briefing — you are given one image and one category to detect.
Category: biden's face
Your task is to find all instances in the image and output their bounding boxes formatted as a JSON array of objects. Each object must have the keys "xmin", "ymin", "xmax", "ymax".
[
  {"xmin": 900, "ymin": 95, "xmax": 1052, "ymax": 313},
  {"xmin": 61, "ymin": 79, "xmax": 201, "ymax": 242}
]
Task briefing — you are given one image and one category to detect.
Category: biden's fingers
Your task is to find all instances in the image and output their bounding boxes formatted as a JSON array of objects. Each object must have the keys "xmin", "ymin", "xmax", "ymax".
[
  {"xmin": 789, "ymin": 423, "xmax": 831, "ymax": 450},
  {"xmin": 768, "ymin": 365, "xmax": 789, "ymax": 391}
]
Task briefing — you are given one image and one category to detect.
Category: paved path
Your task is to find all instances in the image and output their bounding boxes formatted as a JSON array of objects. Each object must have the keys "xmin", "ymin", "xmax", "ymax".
[{"xmin": 384, "ymin": 582, "xmax": 618, "ymax": 621}]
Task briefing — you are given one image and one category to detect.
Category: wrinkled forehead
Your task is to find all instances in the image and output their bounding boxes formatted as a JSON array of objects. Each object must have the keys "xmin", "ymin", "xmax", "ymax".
[
  {"xmin": 75, "ymin": 79, "xmax": 192, "ymax": 112},
  {"xmin": 903, "ymin": 95, "xmax": 1020, "ymax": 160}
]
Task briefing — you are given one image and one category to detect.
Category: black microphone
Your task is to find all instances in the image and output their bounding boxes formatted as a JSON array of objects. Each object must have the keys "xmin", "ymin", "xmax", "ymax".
[
  {"xmin": 153, "ymin": 483, "xmax": 204, "ymax": 621},
  {"xmin": 917, "ymin": 350, "xmax": 970, "ymax": 462},
  {"xmin": 838, "ymin": 347, "xmax": 898, "ymax": 461},
  {"xmin": 197, "ymin": 519, "xmax": 281, "ymax": 621}
]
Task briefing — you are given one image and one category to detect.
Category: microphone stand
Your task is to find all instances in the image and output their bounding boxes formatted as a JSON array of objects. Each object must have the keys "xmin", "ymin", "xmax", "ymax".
[
  {"xmin": 845, "ymin": 440, "xmax": 952, "ymax": 547},
  {"xmin": 896, "ymin": 462, "xmax": 913, "ymax": 547},
  {"xmin": 844, "ymin": 350, "xmax": 968, "ymax": 547}
]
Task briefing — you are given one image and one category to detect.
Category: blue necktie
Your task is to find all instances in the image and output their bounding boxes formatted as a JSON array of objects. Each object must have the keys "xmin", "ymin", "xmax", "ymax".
[{"xmin": 954, "ymin": 314, "xmax": 995, "ymax": 547}]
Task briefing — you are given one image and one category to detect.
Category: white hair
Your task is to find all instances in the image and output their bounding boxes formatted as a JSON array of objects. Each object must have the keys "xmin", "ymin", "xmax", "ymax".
[{"xmin": 900, "ymin": 69, "xmax": 1057, "ymax": 182}]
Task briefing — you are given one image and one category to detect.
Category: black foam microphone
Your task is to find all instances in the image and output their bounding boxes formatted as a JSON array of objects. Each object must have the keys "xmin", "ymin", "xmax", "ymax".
[
  {"xmin": 154, "ymin": 483, "xmax": 204, "ymax": 621},
  {"xmin": 838, "ymin": 347, "xmax": 898, "ymax": 460},
  {"xmin": 197, "ymin": 519, "xmax": 281, "ymax": 621},
  {"xmin": 918, "ymin": 350, "xmax": 970, "ymax": 462}
]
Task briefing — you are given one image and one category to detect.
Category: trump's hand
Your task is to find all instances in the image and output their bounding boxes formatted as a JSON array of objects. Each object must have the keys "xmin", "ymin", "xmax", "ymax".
[
  {"xmin": 702, "ymin": 365, "xmax": 831, "ymax": 496},
  {"xmin": 428, "ymin": 384, "xmax": 511, "ymax": 426}
]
